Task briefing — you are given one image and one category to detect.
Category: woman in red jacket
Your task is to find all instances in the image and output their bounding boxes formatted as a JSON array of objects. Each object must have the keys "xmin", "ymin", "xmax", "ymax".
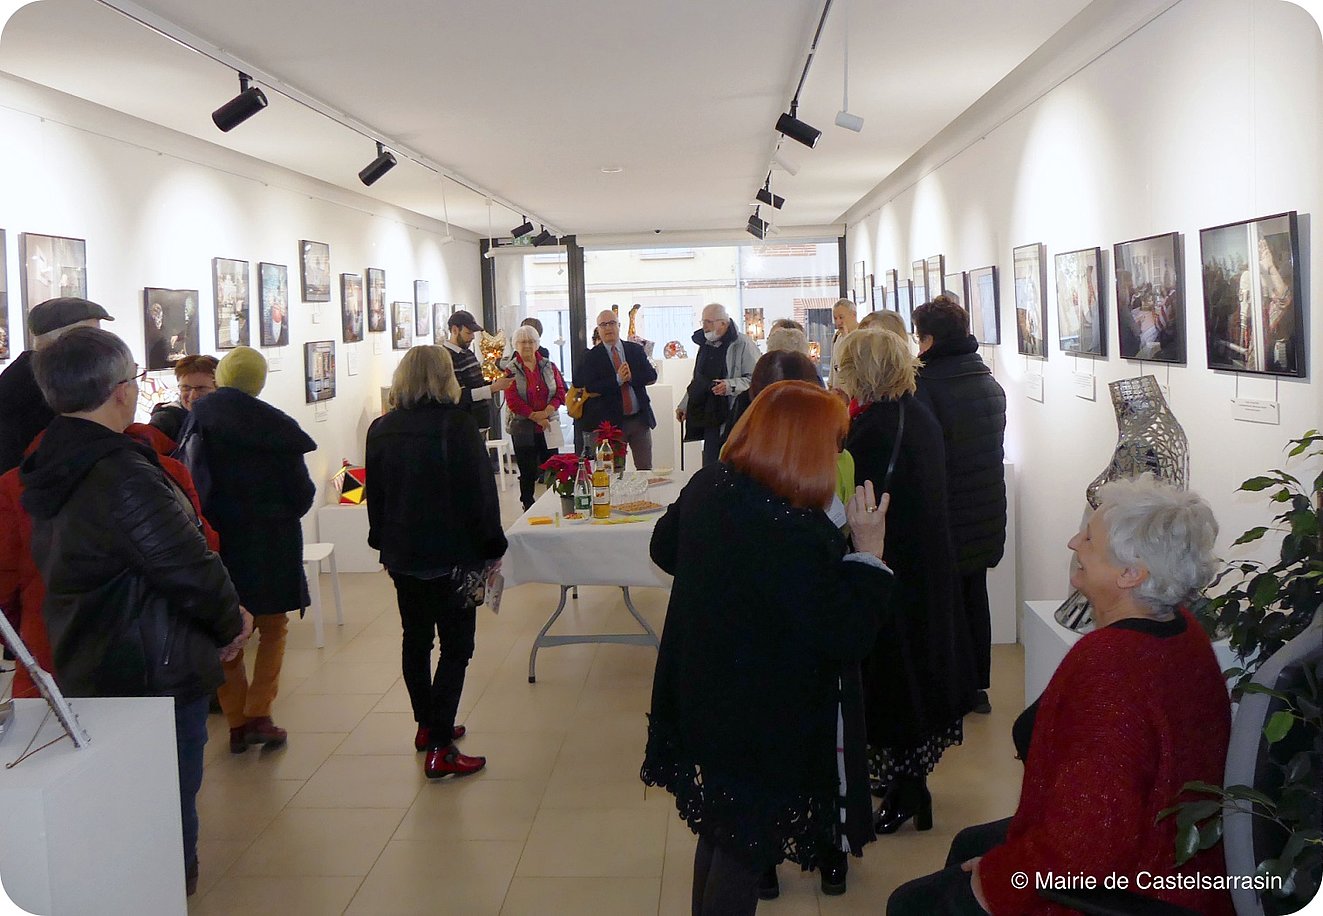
[
  {"xmin": 887, "ymin": 477, "xmax": 1233, "ymax": 915},
  {"xmin": 504, "ymin": 324, "xmax": 566, "ymax": 510}
]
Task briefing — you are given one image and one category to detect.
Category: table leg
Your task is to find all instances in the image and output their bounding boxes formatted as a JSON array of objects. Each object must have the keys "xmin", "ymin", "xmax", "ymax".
[
  {"xmin": 527, "ymin": 585, "xmax": 660, "ymax": 685},
  {"xmin": 528, "ymin": 585, "xmax": 572, "ymax": 683},
  {"xmin": 620, "ymin": 587, "xmax": 660, "ymax": 643}
]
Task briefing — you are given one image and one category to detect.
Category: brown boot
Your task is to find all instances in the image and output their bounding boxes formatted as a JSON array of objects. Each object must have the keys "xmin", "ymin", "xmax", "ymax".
[
  {"xmin": 245, "ymin": 716, "xmax": 288, "ymax": 749},
  {"xmin": 229, "ymin": 725, "xmax": 249, "ymax": 754}
]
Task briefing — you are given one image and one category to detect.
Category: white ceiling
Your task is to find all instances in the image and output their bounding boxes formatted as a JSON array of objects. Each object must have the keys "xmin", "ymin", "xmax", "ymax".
[{"xmin": 0, "ymin": 0, "xmax": 1092, "ymax": 237}]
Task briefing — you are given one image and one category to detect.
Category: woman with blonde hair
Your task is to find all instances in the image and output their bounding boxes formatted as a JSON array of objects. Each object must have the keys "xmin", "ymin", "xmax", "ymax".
[
  {"xmin": 366, "ymin": 346, "xmax": 507, "ymax": 778},
  {"xmin": 857, "ymin": 309, "xmax": 908, "ymax": 340},
  {"xmin": 835, "ymin": 329, "xmax": 978, "ymax": 835}
]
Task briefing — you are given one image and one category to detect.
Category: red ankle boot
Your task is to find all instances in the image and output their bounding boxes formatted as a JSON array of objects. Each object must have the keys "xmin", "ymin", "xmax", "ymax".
[
  {"xmin": 424, "ymin": 745, "xmax": 485, "ymax": 779},
  {"xmin": 244, "ymin": 716, "xmax": 288, "ymax": 749},
  {"xmin": 415, "ymin": 725, "xmax": 466, "ymax": 752}
]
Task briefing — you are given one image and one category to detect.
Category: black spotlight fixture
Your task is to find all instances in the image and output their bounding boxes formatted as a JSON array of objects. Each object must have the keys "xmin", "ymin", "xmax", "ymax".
[
  {"xmin": 511, "ymin": 218, "xmax": 535, "ymax": 238},
  {"xmin": 532, "ymin": 226, "xmax": 556, "ymax": 246},
  {"xmin": 357, "ymin": 141, "xmax": 397, "ymax": 186},
  {"xmin": 747, "ymin": 209, "xmax": 768, "ymax": 240},
  {"xmin": 776, "ymin": 103, "xmax": 820, "ymax": 149},
  {"xmin": 755, "ymin": 175, "xmax": 784, "ymax": 210},
  {"xmin": 211, "ymin": 73, "xmax": 268, "ymax": 133}
]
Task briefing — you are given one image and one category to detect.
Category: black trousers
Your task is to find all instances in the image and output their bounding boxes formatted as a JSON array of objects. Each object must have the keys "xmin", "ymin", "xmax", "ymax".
[
  {"xmin": 389, "ymin": 572, "xmax": 477, "ymax": 747},
  {"xmin": 961, "ymin": 569, "xmax": 992, "ymax": 690},
  {"xmin": 513, "ymin": 432, "xmax": 552, "ymax": 510},
  {"xmin": 692, "ymin": 835, "xmax": 761, "ymax": 916},
  {"xmin": 886, "ymin": 817, "xmax": 1012, "ymax": 916},
  {"xmin": 701, "ymin": 426, "xmax": 724, "ymax": 467}
]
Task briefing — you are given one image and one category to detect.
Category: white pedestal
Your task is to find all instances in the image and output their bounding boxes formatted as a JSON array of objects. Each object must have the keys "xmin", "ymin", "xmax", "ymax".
[
  {"xmin": 316, "ymin": 503, "xmax": 382, "ymax": 573},
  {"xmin": 0, "ymin": 697, "xmax": 185, "ymax": 916},
  {"xmin": 1022, "ymin": 599, "xmax": 1239, "ymax": 704},
  {"xmin": 989, "ymin": 462, "xmax": 1018, "ymax": 644}
]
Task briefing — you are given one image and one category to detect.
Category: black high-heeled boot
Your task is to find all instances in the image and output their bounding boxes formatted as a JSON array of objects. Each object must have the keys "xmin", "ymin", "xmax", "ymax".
[
  {"xmin": 820, "ymin": 847, "xmax": 848, "ymax": 895},
  {"xmin": 874, "ymin": 775, "xmax": 933, "ymax": 834},
  {"xmin": 757, "ymin": 865, "xmax": 780, "ymax": 900}
]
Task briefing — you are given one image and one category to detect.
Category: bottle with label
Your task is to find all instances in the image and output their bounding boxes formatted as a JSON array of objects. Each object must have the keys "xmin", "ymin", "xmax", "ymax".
[
  {"xmin": 592, "ymin": 439, "xmax": 613, "ymax": 519},
  {"xmin": 573, "ymin": 451, "xmax": 593, "ymax": 515}
]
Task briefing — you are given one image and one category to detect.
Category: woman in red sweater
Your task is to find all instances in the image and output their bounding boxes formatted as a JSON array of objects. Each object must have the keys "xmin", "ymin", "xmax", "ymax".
[
  {"xmin": 888, "ymin": 477, "xmax": 1233, "ymax": 915},
  {"xmin": 504, "ymin": 324, "xmax": 567, "ymax": 510}
]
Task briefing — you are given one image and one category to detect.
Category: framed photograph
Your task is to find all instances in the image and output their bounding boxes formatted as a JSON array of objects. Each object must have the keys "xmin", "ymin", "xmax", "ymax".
[
  {"xmin": 943, "ymin": 271, "xmax": 966, "ymax": 305},
  {"xmin": 871, "ymin": 280, "xmax": 885, "ymax": 312},
  {"xmin": 304, "ymin": 340, "xmax": 336, "ymax": 403},
  {"xmin": 911, "ymin": 259, "xmax": 928, "ymax": 308},
  {"xmin": 0, "ymin": 229, "xmax": 9, "ymax": 362},
  {"xmin": 415, "ymin": 301, "xmax": 431, "ymax": 337},
  {"xmin": 433, "ymin": 304, "xmax": 448, "ymax": 345},
  {"xmin": 212, "ymin": 258, "xmax": 249, "ymax": 350},
  {"xmin": 258, "ymin": 262, "xmax": 290, "ymax": 347},
  {"xmin": 18, "ymin": 232, "xmax": 87, "ymax": 349},
  {"xmin": 143, "ymin": 288, "xmax": 200, "ymax": 371},
  {"xmin": 299, "ymin": 240, "xmax": 330, "ymax": 302},
  {"xmin": 366, "ymin": 267, "xmax": 386, "ymax": 333},
  {"xmin": 340, "ymin": 273, "xmax": 364, "ymax": 343},
  {"xmin": 1055, "ymin": 246, "xmax": 1105, "ymax": 356},
  {"xmin": 743, "ymin": 307, "xmax": 765, "ymax": 340},
  {"xmin": 853, "ymin": 261, "xmax": 866, "ymax": 304},
  {"xmin": 1013, "ymin": 243, "xmax": 1048, "ymax": 358},
  {"xmin": 895, "ymin": 279, "xmax": 914, "ymax": 331},
  {"xmin": 391, "ymin": 301, "xmax": 413, "ymax": 351},
  {"xmin": 414, "ymin": 279, "xmax": 430, "ymax": 312},
  {"xmin": 885, "ymin": 269, "xmax": 899, "ymax": 311},
  {"xmin": 967, "ymin": 266, "xmax": 1001, "ymax": 345},
  {"xmin": 1200, "ymin": 211, "xmax": 1302, "ymax": 376},
  {"xmin": 1114, "ymin": 231, "xmax": 1184, "ymax": 363},
  {"xmin": 925, "ymin": 255, "xmax": 946, "ymax": 296}
]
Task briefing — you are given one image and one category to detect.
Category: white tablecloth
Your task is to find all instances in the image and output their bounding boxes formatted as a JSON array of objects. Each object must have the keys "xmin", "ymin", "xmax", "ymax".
[{"xmin": 503, "ymin": 472, "xmax": 692, "ymax": 588}]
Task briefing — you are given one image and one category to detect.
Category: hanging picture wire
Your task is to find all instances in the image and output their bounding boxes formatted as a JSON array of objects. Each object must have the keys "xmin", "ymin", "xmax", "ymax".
[{"xmin": 0, "ymin": 612, "xmax": 91, "ymax": 763}]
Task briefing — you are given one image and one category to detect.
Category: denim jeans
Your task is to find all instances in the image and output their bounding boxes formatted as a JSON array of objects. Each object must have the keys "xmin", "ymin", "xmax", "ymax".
[{"xmin": 174, "ymin": 695, "xmax": 210, "ymax": 869}]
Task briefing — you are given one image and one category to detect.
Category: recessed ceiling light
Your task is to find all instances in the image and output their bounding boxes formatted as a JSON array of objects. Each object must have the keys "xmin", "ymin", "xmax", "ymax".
[{"xmin": 600, "ymin": 166, "xmax": 623, "ymax": 174}]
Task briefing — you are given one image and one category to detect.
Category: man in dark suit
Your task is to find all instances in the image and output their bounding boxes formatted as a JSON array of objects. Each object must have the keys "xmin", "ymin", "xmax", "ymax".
[{"xmin": 580, "ymin": 309, "xmax": 658, "ymax": 469}]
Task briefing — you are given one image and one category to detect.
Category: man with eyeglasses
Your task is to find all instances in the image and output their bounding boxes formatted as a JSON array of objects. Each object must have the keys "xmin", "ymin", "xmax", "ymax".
[
  {"xmin": 0, "ymin": 297, "xmax": 114, "ymax": 474},
  {"xmin": 149, "ymin": 354, "xmax": 219, "ymax": 443},
  {"xmin": 579, "ymin": 309, "xmax": 658, "ymax": 468}
]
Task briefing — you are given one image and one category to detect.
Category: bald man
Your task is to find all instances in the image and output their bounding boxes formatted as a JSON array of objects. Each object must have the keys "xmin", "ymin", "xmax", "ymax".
[
  {"xmin": 578, "ymin": 309, "xmax": 659, "ymax": 468},
  {"xmin": 827, "ymin": 299, "xmax": 859, "ymax": 390},
  {"xmin": 676, "ymin": 303, "xmax": 759, "ymax": 466}
]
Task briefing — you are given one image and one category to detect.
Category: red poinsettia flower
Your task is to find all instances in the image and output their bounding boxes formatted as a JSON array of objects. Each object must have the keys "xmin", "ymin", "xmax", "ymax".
[
  {"xmin": 539, "ymin": 453, "xmax": 581, "ymax": 491},
  {"xmin": 594, "ymin": 421, "xmax": 626, "ymax": 444}
]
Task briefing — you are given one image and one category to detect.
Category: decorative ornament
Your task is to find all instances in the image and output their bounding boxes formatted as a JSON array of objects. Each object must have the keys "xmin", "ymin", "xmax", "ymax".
[
  {"xmin": 478, "ymin": 330, "xmax": 506, "ymax": 382},
  {"xmin": 663, "ymin": 340, "xmax": 687, "ymax": 359},
  {"xmin": 332, "ymin": 460, "xmax": 366, "ymax": 505}
]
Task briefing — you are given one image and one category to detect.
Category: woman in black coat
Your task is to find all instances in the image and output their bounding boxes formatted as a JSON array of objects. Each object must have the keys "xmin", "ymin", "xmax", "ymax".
[
  {"xmin": 835, "ymin": 329, "xmax": 978, "ymax": 835},
  {"xmin": 366, "ymin": 345, "xmax": 507, "ymax": 780},
  {"xmin": 642, "ymin": 381, "xmax": 894, "ymax": 916},
  {"xmin": 178, "ymin": 347, "xmax": 315, "ymax": 754}
]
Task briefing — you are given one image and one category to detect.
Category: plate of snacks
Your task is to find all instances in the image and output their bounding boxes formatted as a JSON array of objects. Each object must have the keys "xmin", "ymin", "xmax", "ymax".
[{"xmin": 614, "ymin": 499, "xmax": 666, "ymax": 515}]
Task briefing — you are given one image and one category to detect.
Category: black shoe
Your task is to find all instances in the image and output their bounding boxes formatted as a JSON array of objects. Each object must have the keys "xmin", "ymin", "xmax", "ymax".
[
  {"xmin": 972, "ymin": 690, "xmax": 992, "ymax": 715},
  {"xmin": 757, "ymin": 865, "xmax": 780, "ymax": 900},
  {"xmin": 875, "ymin": 777, "xmax": 933, "ymax": 834},
  {"xmin": 820, "ymin": 850, "xmax": 847, "ymax": 896},
  {"xmin": 870, "ymin": 774, "xmax": 890, "ymax": 799}
]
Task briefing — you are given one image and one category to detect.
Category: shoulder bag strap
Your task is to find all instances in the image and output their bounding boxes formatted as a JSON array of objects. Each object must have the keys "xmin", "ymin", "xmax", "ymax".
[{"xmin": 881, "ymin": 398, "xmax": 905, "ymax": 494}]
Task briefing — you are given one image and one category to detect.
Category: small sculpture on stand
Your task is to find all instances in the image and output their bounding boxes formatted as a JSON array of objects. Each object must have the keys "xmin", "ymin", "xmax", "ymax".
[
  {"xmin": 1055, "ymin": 375, "xmax": 1190, "ymax": 631},
  {"xmin": 478, "ymin": 330, "xmax": 506, "ymax": 382}
]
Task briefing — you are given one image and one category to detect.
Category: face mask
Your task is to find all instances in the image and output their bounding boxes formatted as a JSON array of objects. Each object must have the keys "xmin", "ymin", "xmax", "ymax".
[{"xmin": 704, "ymin": 329, "xmax": 720, "ymax": 342}]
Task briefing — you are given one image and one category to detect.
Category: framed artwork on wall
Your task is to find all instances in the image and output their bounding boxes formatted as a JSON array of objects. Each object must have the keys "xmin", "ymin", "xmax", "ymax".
[
  {"xmin": 1114, "ymin": 231, "xmax": 1184, "ymax": 363},
  {"xmin": 1012, "ymin": 243, "xmax": 1048, "ymax": 358},
  {"xmin": 415, "ymin": 300, "xmax": 431, "ymax": 337},
  {"xmin": 910, "ymin": 259, "xmax": 928, "ymax": 308},
  {"xmin": 340, "ymin": 273, "xmax": 364, "ymax": 343},
  {"xmin": 391, "ymin": 301, "xmax": 413, "ymax": 350},
  {"xmin": 0, "ymin": 229, "xmax": 8, "ymax": 362},
  {"xmin": 299, "ymin": 240, "xmax": 331, "ymax": 302},
  {"xmin": 943, "ymin": 271, "xmax": 966, "ymax": 305},
  {"xmin": 743, "ymin": 307, "xmax": 765, "ymax": 340},
  {"xmin": 212, "ymin": 258, "xmax": 250, "ymax": 350},
  {"xmin": 1199, "ymin": 211, "xmax": 1303, "ymax": 377},
  {"xmin": 433, "ymin": 304, "xmax": 448, "ymax": 344},
  {"xmin": 1055, "ymin": 246, "xmax": 1105, "ymax": 356},
  {"xmin": 871, "ymin": 280, "xmax": 885, "ymax": 312},
  {"xmin": 258, "ymin": 262, "xmax": 290, "ymax": 347},
  {"xmin": 895, "ymin": 279, "xmax": 914, "ymax": 331},
  {"xmin": 925, "ymin": 255, "xmax": 946, "ymax": 297},
  {"xmin": 853, "ymin": 261, "xmax": 866, "ymax": 304},
  {"xmin": 414, "ymin": 279, "xmax": 429, "ymax": 312},
  {"xmin": 366, "ymin": 267, "xmax": 386, "ymax": 332},
  {"xmin": 304, "ymin": 340, "xmax": 336, "ymax": 403},
  {"xmin": 885, "ymin": 269, "xmax": 899, "ymax": 311},
  {"xmin": 967, "ymin": 265, "xmax": 1001, "ymax": 345},
  {"xmin": 143, "ymin": 288, "xmax": 200, "ymax": 371},
  {"xmin": 18, "ymin": 232, "xmax": 87, "ymax": 349}
]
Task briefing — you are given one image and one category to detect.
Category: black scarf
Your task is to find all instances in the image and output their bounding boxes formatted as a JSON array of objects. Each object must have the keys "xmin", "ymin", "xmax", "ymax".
[{"xmin": 686, "ymin": 322, "xmax": 737, "ymax": 430}]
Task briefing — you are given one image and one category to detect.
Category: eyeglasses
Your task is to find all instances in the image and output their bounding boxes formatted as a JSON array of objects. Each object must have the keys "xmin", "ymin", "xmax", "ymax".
[
  {"xmin": 179, "ymin": 383, "xmax": 216, "ymax": 395},
  {"xmin": 120, "ymin": 367, "xmax": 148, "ymax": 386},
  {"xmin": 597, "ymin": 320, "xmax": 619, "ymax": 328}
]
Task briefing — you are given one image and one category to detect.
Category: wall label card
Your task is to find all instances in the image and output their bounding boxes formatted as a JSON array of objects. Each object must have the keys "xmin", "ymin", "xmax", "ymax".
[
  {"xmin": 346, "ymin": 348, "xmax": 359, "ymax": 377},
  {"xmin": 268, "ymin": 355, "xmax": 283, "ymax": 373},
  {"xmin": 1025, "ymin": 373, "xmax": 1044, "ymax": 402},
  {"xmin": 1071, "ymin": 371, "xmax": 1097, "ymax": 401},
  {"xmin": 1230, "ymin": 398, "xmax": 1280, "ymax": 425},
  {"xmin": 314, "ymin": 402, "xmax": 329, "ymax": 422}
]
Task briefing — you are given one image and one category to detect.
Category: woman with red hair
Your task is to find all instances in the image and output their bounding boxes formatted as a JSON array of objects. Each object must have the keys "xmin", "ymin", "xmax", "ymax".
[{"xmin": 643, "ymin": 381, "xmax": 895, "ymax": 915}]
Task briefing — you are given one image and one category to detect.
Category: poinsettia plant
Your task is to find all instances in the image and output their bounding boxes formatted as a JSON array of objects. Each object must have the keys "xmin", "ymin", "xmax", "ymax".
[
  {"xmin": 539, "ymin": 453, "xmax": 580, "ymax": 496},
  {"xmin": 594, "ymin": 421, "xmax": 626, "ymax": 447}
]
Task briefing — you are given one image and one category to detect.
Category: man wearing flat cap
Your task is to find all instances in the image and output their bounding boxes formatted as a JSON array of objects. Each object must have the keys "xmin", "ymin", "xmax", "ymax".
[
  {"xmin": 0, "ymin": 298, "xmax": 113, "ymax": 473},
  {"xmin": 443, "ymin": 309, "xmax": 512, "ymax": 432}
]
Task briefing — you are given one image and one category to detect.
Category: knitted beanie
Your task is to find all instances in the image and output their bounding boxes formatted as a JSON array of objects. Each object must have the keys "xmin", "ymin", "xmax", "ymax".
[{"xmin": 216, "ymin": 346, "xmax": 268, "ymax": 397}]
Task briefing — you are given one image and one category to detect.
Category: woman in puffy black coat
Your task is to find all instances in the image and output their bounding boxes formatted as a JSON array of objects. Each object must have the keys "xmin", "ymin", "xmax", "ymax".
[
  {"xmin": 643, "ymin": 381, "xmax": 894, "ymax": 915},
  {"xmin": 835, "ymin": 329, "xmax": 979, "ymax": 836}
]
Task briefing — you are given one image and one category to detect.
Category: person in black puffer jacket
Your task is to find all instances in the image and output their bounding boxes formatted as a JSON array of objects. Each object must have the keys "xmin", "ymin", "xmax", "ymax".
[
  {"xmin": 913, "ymin": 296, "xmax": 1007, "ymax": 714},
  {"xmin": 20, "ymin": 328, "xmax": 248, "ymax": 895}
]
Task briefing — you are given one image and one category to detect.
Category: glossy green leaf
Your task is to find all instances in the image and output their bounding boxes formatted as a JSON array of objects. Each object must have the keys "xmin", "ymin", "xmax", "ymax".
[
  {"xmin": 1233, "ymin": 527, "xmax": 1270, "ymax": 546},
  {"xmin": 1265, "ymin": 710, "xmax": 1296, "ymax": 743},
  {"xmin": 1175, "ymin": 824, "xmax": 1200, "ymax": 865},
  {"xmin": 1242, "ymin": 476, "xmax": 1280, "ymax": 491},
  {"xmin": 1198, "ymin": 816, "xmax": 1224, "ymax": 850},
  {"xmin": 1176, "ymin": 799, "xmax": 1221, "ymax": 830}
]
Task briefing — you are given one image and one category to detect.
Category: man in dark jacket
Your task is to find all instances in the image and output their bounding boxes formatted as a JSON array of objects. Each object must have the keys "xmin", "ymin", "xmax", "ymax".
[
  {"xmin": 579, "ymin": 309, "xmax": 658, "ymax": 468},
  {"xmin": 19, "ymin": 327, "xmax": 250, "ymax": 895},
  {"xmin": 913, "ymin": 296, "xmax": 1007, "ymax": 714},
  {"xmin": 442, "ymin": 309, "xmax": 513, "ymax": 433},
  {"xmin": 0, "ymin": 297, "xmax": 114, "ymax": 473}
]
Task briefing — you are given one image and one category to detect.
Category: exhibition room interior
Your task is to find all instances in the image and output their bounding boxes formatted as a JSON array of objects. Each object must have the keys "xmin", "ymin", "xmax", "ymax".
[{"xmin": 0, "ymin": 0, "xmax": 1320, "ymax": 913}]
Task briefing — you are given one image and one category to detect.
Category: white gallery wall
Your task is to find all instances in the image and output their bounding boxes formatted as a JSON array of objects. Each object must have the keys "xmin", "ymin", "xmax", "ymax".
[
  {"xmin": 0, "ymin": 72, "xmax": 483, "ymax": 538},
  {"xmin": 845, "ymin": 0, "xmax": 1323, "ymax": 609}
]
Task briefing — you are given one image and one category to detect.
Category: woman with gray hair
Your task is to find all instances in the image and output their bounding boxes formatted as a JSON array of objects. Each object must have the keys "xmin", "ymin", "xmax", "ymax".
[
  {"xmin": 887, "ymin": 476, "xmax": 1233, "ymax": 916},
  {"xmin": 504, "ymin": 324, "xmax": 566, "ymax": 510}
]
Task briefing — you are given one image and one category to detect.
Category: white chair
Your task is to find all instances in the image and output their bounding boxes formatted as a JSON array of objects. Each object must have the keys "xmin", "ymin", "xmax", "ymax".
[
  {"xmin": 486, "ymin": 436, "xmax": 514, "ymax": 491},
  {"xmin": 302, "ymin": 542, "xmax": 345, "ymax": 648}
]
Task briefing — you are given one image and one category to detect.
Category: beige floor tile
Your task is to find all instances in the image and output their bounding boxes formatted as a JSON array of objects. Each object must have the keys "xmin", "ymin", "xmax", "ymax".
[
  {"xmin": 289, "ymin": 754, "xmax": 426, "ymax": 809},
  {"xmin": 277, "ymin": 648, "xmax": 335, "ymax": 680},
  {"xmin": 370, "ymin": 678, "xmax": 414, "ymax": 713},
  {"xmin": 394, "ymin": 779, "xmax": 544, "ymax": 842},
  {"xmin": 228, "ymin": 808, "xmax": 404, "ymax": 877},
  {"xmin": 346, "ymin": 839, "xmax": 523, "ymax": 916},
  {"xmin": 192, "ymin": 838, "xmax": 251, "ymax": 900},
  {"xmin": 205, "ymin": 732, "xmax": 348, "ymax": 784},
  {"xmin": 334, "ymin": 712, "xmax": 419, "ymax": 756},
  {"xmin": 499, "ymin": 876, "xmax": 661, "ymax": 916},
  {"xmin": 572, "ymin": 683, "xmax": 653, "ymax": 720},
  {"xmin": 517, "ymin": 806, "xmax": 668, "ymax": 877},
  {"xmin": 198, "ymin": 778, "xmax": 303, "ymax": 842},
  {"xmin": 584, "ymin": 641, "xmax": 664, "ymax": 689},
  {"xmin": 462, "ymin": 682, "xmax": 584, "ymax": 733},
  {"xmin": 293, "ymin": 659, "xmax": 402, "ymax": 696},
  {"xmin": 448, "ymin": 730, "xmax": 564, "ymax": 783},
  {"xmin": 539, "ymin": 776, "xmax": 660, "ymax": 810},
  {"xmin": 330, "ymin": 635, "xmax": 405, "ymax": 665},
  {"xmin": 270, "ymin": 692, "xmax": 380, "ymax": 733},
  {"xmin": 764, "ymin": 865, "xmax": 824, "ymax": 915},
  {"xmin": 189, "ymin": 876, "xmax": 362, "ymax": 916}
]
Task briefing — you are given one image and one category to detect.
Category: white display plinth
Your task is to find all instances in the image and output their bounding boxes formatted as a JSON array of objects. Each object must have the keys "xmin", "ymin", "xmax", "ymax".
[
  {"xmin": 1022, "ymin": 600, "xmax": 1239, "ymax": 704},
  {"xmin": 988, "ymin": 462, "xmax": 1018, "ymax": 644},
  {"xmin": 316, "ymin": 503, "xmax": 382, "ymax": 573},
  {"xmin": 0, "ymin": 696, "xmax": 185, "ymax": 915}
]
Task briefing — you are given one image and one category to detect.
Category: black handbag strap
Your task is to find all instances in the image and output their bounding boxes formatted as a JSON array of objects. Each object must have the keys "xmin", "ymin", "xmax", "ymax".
[{"xmin": 881, "ymin": 398, "xmax": 905, "ymax": 494}]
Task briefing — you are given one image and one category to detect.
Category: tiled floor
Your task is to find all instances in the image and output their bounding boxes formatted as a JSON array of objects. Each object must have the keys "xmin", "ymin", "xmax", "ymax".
[{"xmin": 173, "ymin": 477, "xmax": 1027, "ymax": 915}]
